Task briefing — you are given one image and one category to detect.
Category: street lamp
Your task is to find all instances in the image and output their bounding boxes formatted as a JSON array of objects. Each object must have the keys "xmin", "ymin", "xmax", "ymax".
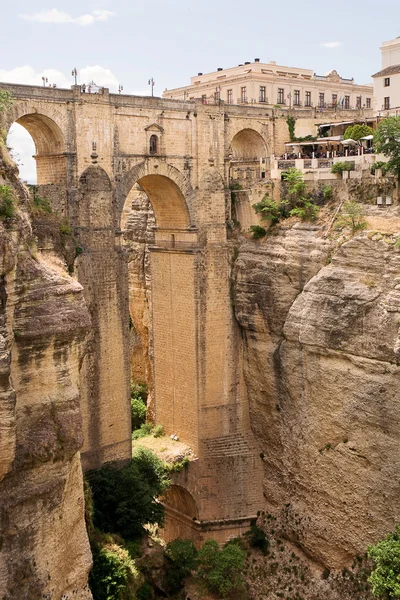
[
  {"xmin": 148, "ymin": 77, "xmax": 155, "ymax": 97},
  {"xmin": 71, "ymin": 68, "xmax": 78, "ymax": 86},
  {"xmin": 118, "ymin": 84, "xmax": 124, "ymax": 94},
  {"xmin": 42, "ymin": 76, "xmax": 48, "ymax": 87}
]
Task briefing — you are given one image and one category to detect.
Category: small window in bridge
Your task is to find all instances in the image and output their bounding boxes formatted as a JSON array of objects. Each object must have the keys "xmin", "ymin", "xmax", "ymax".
[{"xmin": 149, "ymin": 135, "xmax": 158, "ymax": 154}]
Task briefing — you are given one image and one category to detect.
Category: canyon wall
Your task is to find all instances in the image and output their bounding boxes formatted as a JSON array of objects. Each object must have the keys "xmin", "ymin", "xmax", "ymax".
[
  {"xmin": 234, "ymin": 221, "xmax": 400, "ymax": 568},
  {"xmin": 0, "ymin": 151, "xmax": 93, "ymax": 599}
]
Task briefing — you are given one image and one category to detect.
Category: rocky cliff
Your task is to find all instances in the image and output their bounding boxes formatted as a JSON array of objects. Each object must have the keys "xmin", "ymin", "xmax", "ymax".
[
  {"xmin": 234, "ymin": 219, "xmax": 400, "ymax": 570},
  {"xmin": 0, "ymin": 148, "xmax": 93, "ymax": 599}
]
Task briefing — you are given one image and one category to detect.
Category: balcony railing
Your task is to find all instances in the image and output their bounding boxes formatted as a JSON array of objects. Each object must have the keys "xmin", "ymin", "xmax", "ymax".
[{"xmin": 258, "ymin": 97, "xmax": 269, "ymax": 103}]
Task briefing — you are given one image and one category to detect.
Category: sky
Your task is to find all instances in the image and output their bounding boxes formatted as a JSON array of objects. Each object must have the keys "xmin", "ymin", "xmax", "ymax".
[{"xmin": 3, "ymin": 0, "xmax": 400, "ymax": 181}]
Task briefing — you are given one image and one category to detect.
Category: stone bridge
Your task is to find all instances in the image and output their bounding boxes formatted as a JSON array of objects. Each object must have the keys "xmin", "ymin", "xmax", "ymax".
[{"xmin": 0, "ymin": 82, "xmax": 277, "ymax": 542}]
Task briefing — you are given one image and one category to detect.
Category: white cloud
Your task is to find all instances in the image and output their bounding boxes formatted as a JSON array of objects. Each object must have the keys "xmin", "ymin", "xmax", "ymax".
[
  {"xmin": 19, "ymin": 8, "xmax": 115, "ymax": 26},
  {"xmin": 80, "ymin": 65, "xmax": 119, "ymax": 90},
  {"xmin": 320, "ymin": 42, "xmax": 341, "ymax": 49},
  {"xmin": 0, "ymin": 65, "xmax": 70, "ymax": 88},
  {"xmin": 0, "ymin": 65, "xmax": 121, "ymax": 91}
]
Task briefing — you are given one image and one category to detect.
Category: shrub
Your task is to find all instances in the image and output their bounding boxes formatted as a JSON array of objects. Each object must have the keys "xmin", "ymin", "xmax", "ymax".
[
  {"xmin": 131, "ymin": 381, "xmax": 148, "ymax": 403},
  {"xmin": 253, "ymin": 196, "xmax": 284, "ymax": 224},
  {"xmin": 131, "ymin": 398, "xmax": 147, "ymax": 431},
  {"xmin": 132, "ymin": 423, "xmax": 153, "ymax": 440},
  {"xmin": 368, "ymin": 524, "xmax": 400, "ymax": 599},
  {"xmin": 0, "ymin": 90, "xmax": 13, "ymax": 114},
  {"xmin": 250, "ymin": 225, "xmax": 267, "ymax": 239},
  {"xmin": 136, "ymin": 582, "xmax": 154, "ymax": 600},
  {"xmin": 89, "ymin": 544, "xmax": 138, "ymax": 600},
  {"xmin": 331, "ymin": 161, "xmax": 354, "ymax": 174},
  {"xmin": 290, "ymin": 201, "xmax": 319, "ymax": 222},
  {"xmin": 322, "ymin": 184, "xmax": 333, "ymax": 201},
  {"xmin": 371, "ymin": 161, "xmax": 389, "ymax": 175},
  {"xmin": 86, "ymin": 447, "xmax": 170, "ymax": 539},
  {"xmin": 165, "ymin": 538, "xmax": 198, "ymax": 592},
  {"xmin": 153, "ymin": 424, "xmax": 164, "ymax": 438},
  {"xmin": 0, "ymin": 185, "xmax": 15, "ymax": 221},
  {"xmin": 197, "ymin": 539, "xmax": 245, "ymax": 597},
  {"xmin": 335, "ymin": 201, "xmax": 367, "ymax": 235}
]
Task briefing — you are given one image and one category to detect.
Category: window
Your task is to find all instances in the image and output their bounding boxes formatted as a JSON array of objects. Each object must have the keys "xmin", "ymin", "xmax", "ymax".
[
  {"xmin": 344, "ymin": 95, "xmax": 350, "ymax": 109},
  {"xmin": 384, "ymin": 77, "xmax": 391, "ymax": 87},
  {"xmin": 149, "ymin": 135, "xmax": 158, "ymax": 154},
  {"xmin": 319, "ymin": 93, "xmax": 325, "ymax": 108},
  {"xmin": 277, "ymin": 88, "xmax": 284, "ymax": 104},
  {"xmin": 201, "ymin": 94, "xmax": 207, "ymax": 104},
  {"xmin": 356, "ymin": 96, "xmax": 362, "ymax": 108},
  {"xmin": 305, "ymin": 91, "xmax": 311, "ymax": 107},
  {"xmin": 215, "ymin": 88, "xmax": 220, "ymax": 102},
  {"xmin": 384, "ymin": 97, "xmax": 390, "ymax": 110},
  {"xmin": 259, "ymin": 86, "xmax": 266, "ymax": 102},
  {"xmin": 294, "ymin": 90, "xmax": 300, "ymax": 106},
  {"xmin": 241, "ymin": 87, "xmax": 247, "ymax": 102},
  {"xmin": 227, "ymin": 89, "xmax": 232, "ymax": 104},
  {"xmin": 366, "ymin": 98, "xmax": 371, "ymax": 108},
  {"xmin": 332, "ymin": 94, "xmax": 337, "ymax": 106}
]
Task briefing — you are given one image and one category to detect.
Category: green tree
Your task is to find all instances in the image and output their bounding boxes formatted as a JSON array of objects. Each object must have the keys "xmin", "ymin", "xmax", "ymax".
[
  {"xmin": 130, "ymin": 381, "xmax": 148, "ymax": 431},
  {"xmin": 368, "ymin": 525, "xmax": 400, "ymax": 599},
  {"xmin": 86, "ymin": 447, "xmax": 170, "ymax": 539},
  {"xmin": 335, "ymin": 201, "xmax": 367, "ymax": 235},
  {"xmin": 374, "ymin": 117, "xmax": 400, "ymax": 178},
  {"xmin": 343, "ymin": 124, "xmax": 374, "ymax": 141},
  {"xmin": 197, "ymin": 539, "xmax": 245, "ymax": 598},
  {"xmin": 253, "ymin": 196, "xmax": 284, "ymax": 224},
  {"xmin": 89, "ymin": 545, "xmax": 138, "ymax": 600},
  {"xmin": 165, "ymin": 538, "xmax": 198, "ymax": 592}
]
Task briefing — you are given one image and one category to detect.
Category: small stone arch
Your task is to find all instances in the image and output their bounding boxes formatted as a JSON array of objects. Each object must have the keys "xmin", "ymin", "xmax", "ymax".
[
  {"xmin": 163, "ymin": 484, "xmax": 199, "ymax": 520},
  {"xmin": 78, "ymin": 165, "xmax": 113, "ymax": 228},
  {"xmin": 116, "ymin": 160, "xmax": 193, "ymax": 230}
]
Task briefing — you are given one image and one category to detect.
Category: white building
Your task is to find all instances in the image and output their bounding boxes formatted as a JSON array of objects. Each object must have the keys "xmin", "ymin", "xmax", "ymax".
[
  {"xmin": 372, "ymin": 37, "xmax": 400, "ymax": 115},
  {"xmin": 164, "ymin": 59, "xmax": 373, "ymax": 110}
]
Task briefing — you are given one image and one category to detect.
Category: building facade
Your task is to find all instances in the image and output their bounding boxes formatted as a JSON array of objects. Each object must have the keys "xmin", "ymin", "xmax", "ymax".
[
  {"xmin": 372, "ymin": 37, "xmax": 400, "ymax": 116},
  {"xmin": 164, "ymin": 59, "xmax": 373, "ymax": 111}
]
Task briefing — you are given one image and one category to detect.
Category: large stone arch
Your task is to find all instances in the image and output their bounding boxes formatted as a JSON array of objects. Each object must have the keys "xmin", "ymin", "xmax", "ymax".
[
  {"xmin": 116, "ymin": 159, "xmax": 193, "ymax": 229},
  {"xmin": 229, "ymin": 127, "xmax": 267, "ymax": 160},
  {"xmin": 78, "ymin": 165, "xmax": 113, "ymax": 228}
]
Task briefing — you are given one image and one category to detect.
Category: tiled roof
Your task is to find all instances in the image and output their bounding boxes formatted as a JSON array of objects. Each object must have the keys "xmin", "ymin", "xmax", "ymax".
[{"xmin": 372, "ymin": 64, "xmax": 400, "ymax": 78}]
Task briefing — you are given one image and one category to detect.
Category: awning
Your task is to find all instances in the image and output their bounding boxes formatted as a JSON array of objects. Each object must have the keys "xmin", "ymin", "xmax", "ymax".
[
  {"xmin": 318, "ymin": 121, "xmax": 355, "ymax": 128},
  {"xmin": 342, "ymin": 138, "xmax": 357, "ymax": 145},
  {"xmin": 360, "ymin": 135, "xmax": 374, "ymax": 140},
  {"xmin": 285, "ymin": 135, "xmax": 342, "ymax": 147}
]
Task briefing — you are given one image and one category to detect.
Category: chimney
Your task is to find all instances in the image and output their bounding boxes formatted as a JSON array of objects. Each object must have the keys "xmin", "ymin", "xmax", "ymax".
[
  {"xmin": 197, "ymin": 73, "xmax": 203, "ymax": 76},
  {"xmin": 254, "ymin": 58, "xmax": 260, "ymax": 62},
  {"xmin": 217, "ymin": 67, "xmax": 223, "ymax": 71},
  {"xmin": 244, "ymin": 61, "xmax": 250, "ymax": 65}
]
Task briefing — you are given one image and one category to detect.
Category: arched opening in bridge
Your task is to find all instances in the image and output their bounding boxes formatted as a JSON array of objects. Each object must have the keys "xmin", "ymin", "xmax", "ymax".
[
  {"xmin": 161, "ymin": 485, "xmax": 200, "ymax": 543},
  {"xmin": 7, "ymin": 113, "xmax": 66, "ymax": 186},
  {"xmin": 7, "ymin": 123, "xmax": 36, "ymax": 184},
  {"xmin": 230, "ymin": 128, "xmax": 267, "ymax": 180},
  {"xmin": 230, "ymin": 128, "xmax": 267, "ymax": 161},
  {"xmin": 120, "ymin": 171, "xmax": 197, "ymax": 448},
  {"xmin": 6, "ymin": 113, "xmax": 68, "ymax": 214}
]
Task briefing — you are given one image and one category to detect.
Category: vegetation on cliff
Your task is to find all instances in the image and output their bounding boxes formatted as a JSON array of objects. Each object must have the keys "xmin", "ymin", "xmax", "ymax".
[
  {"xmin": 374, "ymin": 116, "xmax": 400, "ymax": 179},
  {"xmin": 368, "ymin": 525, "xmax": 400, "ymax": 599}
]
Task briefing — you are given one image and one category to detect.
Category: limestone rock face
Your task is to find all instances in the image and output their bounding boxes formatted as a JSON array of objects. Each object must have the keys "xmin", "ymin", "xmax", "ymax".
[
  {"xmin": 234, "ymin": 226, "xmax": 400, "ymax": 568},
  {"xmin": 0, "ymin": 155, "xmax": 93, "ymax": 598}
]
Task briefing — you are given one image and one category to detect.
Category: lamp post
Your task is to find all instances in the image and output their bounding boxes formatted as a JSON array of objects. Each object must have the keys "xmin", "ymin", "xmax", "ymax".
[
  {"xmin": 148, "ymin": 77, "xmax": 155, "ymax": 97},
  {"xmin": 118, "ymin": 85, "xmax": 124, "ymax": 94},
  {"xmin": 42, "ymin": 76, "xmax": 48, "ymax": 87},
  {"xmin": 71, "ymin": 68, "xmax": 78, "ymax": 86}
]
